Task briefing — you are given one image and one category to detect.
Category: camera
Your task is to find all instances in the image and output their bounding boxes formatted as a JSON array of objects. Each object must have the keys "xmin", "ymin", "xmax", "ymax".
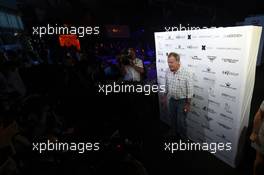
[{"xmin": 117, "ymin": 51, "xmax": 132, "ymax": 66}]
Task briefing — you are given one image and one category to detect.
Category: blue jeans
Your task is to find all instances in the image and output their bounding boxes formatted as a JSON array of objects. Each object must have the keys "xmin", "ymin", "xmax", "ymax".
[{"xmin": 168, "ymin": 98, "xmax": 187, "ymax": 137}]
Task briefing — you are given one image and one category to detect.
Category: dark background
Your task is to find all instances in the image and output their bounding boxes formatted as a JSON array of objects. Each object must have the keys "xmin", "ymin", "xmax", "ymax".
[{"xmin": 0, "ymin": 0, "xmax": 264, "ymax": 175}]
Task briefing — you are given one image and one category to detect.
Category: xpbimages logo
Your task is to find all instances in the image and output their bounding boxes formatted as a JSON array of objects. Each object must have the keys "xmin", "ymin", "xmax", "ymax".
[
  {"xmin": 32, "ymin": 24, "xmax": 100, "ymax": 38},
  {"xmin": 32, "ymin": 140, "xmax": 100, "ymax": 153},
  {"xmin": 98, "ymin": 82, "xmax": 166, "ymax": 95}
]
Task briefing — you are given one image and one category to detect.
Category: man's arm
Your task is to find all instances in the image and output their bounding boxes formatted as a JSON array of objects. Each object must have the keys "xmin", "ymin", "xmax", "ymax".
[
  {"xmin": 132, "ymin": 65, "xmax": 144, "ymax": 74},
  {"xmin": 164, "ymin": 70, "xmax": 168, "ymax": 95},
  {"xmin": 250, "ymin": 102, "xmax": 264, "ymax": 142},
  {"xmin": 253, "ymin": 109, "xmax": 264, "ymax": 133},
  {"xmin": 131, "ymin": 59, "xmax": 144, "ymax": 74}
]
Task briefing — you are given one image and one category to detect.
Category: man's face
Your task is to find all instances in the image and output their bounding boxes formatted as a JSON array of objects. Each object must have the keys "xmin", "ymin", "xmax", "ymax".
[
  {"xmin": 167, "ymin": 56, "xmax": 180, "ymax": 72},
  {"xmin": 128, "ymin": 48, "xmax": 136, "ymax": 59}
]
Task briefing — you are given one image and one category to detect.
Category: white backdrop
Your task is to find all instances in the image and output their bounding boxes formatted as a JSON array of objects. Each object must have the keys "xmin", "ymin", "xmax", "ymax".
[
  {"xmin": 243, "ymin": 16, "xmax": 264, "ymax": 65},
  {"xmin": 155, "ymin": 26, "xmax": 262, "ymax": 167}
]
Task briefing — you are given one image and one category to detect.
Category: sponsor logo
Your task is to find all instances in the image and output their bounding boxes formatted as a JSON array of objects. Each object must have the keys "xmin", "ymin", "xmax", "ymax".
[
  {"xmin": 188, "ymin": 34, "xmax": 191, "ymax": 39},
  {"xmin": 224, "ymin": 34, "xmax": 243, "ymax": 38},
  {"xmin": 202, "ymin": 106, "xmax": 217, "ymax": 114},
  {"xmin": 193, "ymin": 94, "xmax": 204, "ymax": 101},
  {"xmin": 224, "ymin": 103, "xmax": 232, "ymax": 114},
  {"xmin": 201, "ymin": 124, "xmax": 213, "ymax": 132},
  {"xmin": 158, "ymin": 75, "xmax": 165, "ymax": 79},
  {"xmin": 222, "ymin": 71, "xmax": 239, "ymax": 76},
  {"xmin": 159, "ymin": 68, "xmax": 166, "ymax": 72},
  {"xmin": 220, "ymin": 113, "xmax": 233, "ymax": 121},
  {"xmin": 202, "ymin": 45, "xmax": 213, "ymax": 50},
  {"xmin": 187, "ymin": 45, "xmax": 198, "ymax": 49},
  {"xmin": 202, "ymin": 67, "xmax": 216, "ymax": 74},
  {"xmin": 216, "ymin": 47, "xmax": 241, "ymax": 50},
  {"xmin": 175, "ymin": 45, "xmax": 184, "ymax": 49},
  {"xmin": 157, "ymin": 51, "xmax": 164, "ymax": 56},
  {"xmin": 166, "ymin": 35, "xmax": 174, "ymax": 40},
  {"xmin": 188, "ymin": 64, "xmax": 198, "ymax": 68},
  {"xmin": 191, "ymin": 101, "xmax": 200, "ymax": 109},
  {"xmin": 191, "ymin": 110, "xmax": 200, "ymax": 117},
  {"xmin": 157, "ymin": 59, "xmax": 166, "ymax": 63},
  {"xmin": 194, "ymin": 85, "xmax": 204, "ymax": 91},
  {"xmin": 204, "ymin": 115, "xmax": 213, "ymax": 122},
  {"xmin": 192, "ymin": 56, "xmax": 202, "ymax": 60},
  {"xmin": 208, "ymin": 99, "xmax": 220, "ymax": 107},
  {"xmin": 217, "ymin": 122, "xmax": 232, "ymax": 130},
  {"xmin": 220, "ymin": 82, "xmax": 237, "ymax": 90},
  {"xmin": 207, "ymin": 56, "xmax": 217, "ymax": 62},
  {"xmin": 221, "ymin": 93, "xmax": 236, "ymax": 102},
  {"xmin": 175, "ymin": 35, "xmax": 185, "ymax": 39},
  {"xmin": 222, "ymin": 58, "xmax": 239, "ymax": 63},
  {"xmin": 165, "ymin": 43, "xmax": 173, "ymax": 47},
  {"xmin": 203, "ymin": 77, "xmax": 216, "ymax": 84},
  {"xmin": 209, "ymin": 87, "xmax": 216, "ymax": 98},
  {"xmin": 156, "ymin": 35, "xmax": 164, "ymax": 39}
]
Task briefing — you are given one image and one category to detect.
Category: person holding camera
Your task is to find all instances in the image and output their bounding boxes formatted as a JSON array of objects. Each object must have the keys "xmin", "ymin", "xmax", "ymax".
[{"xmin": 117, "ymin": 48, "xmax": 144, "ymax": 82}]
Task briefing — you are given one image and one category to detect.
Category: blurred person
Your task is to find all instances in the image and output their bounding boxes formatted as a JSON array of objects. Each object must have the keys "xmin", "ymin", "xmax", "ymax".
[
  {"xmin": 0, "ymin": 115, "xmax": 19, "ymax": 175},
  {"xmin": 4, "ymin": 62, "xmax": 26, "ymax": 97},
  {"xmin": 117, "ymin": 53, "xmax": 134, "ymax": 81},
  {"xmin": 127, "ymin": 48, "xmax": 144, "ymax": 82},
  {"xmin": 250, "ymin": 100, "xmax": 264, "ymax": 175}
]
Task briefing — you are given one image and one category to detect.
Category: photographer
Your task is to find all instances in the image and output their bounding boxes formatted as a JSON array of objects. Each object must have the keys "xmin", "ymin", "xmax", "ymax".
[{"xmin": 118, "ymin": 48, "xmax": 144, "ymax": 82}]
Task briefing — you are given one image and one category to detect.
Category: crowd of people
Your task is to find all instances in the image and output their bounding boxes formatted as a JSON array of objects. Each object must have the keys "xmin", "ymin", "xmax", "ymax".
[{"xmin": 0, "ymin": 41, "xmax": 158, "ymax": 175}]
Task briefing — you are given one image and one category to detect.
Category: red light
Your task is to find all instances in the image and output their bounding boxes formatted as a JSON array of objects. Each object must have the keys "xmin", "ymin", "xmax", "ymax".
[{"xmin": 59, "ymin": 35, "xmax": 80, "ymax": 50}]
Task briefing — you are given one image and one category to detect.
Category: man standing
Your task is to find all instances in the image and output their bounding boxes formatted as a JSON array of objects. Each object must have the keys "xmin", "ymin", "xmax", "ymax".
[{"xmin": 164, "ymin": 52, "xmax": 193, "ymax": 138}]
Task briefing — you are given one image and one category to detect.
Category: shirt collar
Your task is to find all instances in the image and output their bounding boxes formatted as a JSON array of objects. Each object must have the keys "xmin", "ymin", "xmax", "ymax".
[{"xmin": 171, "ymin": 66, "xmax": 181, "ymax": 74}]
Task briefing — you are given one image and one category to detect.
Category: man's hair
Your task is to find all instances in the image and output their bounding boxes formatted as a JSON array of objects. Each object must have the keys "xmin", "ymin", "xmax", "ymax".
[{"xmin": 168, "ymin": 52, "xmax": 180, "ymax": 62}]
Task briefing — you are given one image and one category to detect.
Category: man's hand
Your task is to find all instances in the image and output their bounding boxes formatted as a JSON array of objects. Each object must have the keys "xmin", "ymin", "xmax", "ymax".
[
  {"xmin": 250, "ymin": 132, "xmax": 258, "ymax": 143},
  {"xmin": 130, "ymin": 60, "xmax": 144, "ymax": 74},
  {"xmin": 184, "ymin": 103, "xmax": 191, "ymax": 113},
  {"xmin": 161, "ymin": 95, "xmax": 167, "ymax": 109}
]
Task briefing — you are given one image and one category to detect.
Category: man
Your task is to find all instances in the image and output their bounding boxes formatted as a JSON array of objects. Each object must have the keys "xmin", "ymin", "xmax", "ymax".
[
  {"xmin": 127, "ymin": 48, "xmax": 144, "ymax": 82},
  {"xmin": 164, "ymin": 52, "xmax": 193, "ymax": 137},
  {"xmin": 250, "ymin": 100, "xmax": 264, "ymax": 175}
]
